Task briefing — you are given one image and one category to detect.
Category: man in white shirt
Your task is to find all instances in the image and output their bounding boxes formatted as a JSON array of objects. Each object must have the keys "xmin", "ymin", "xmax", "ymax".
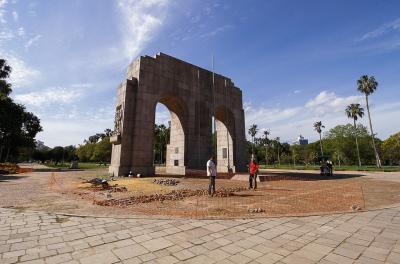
[{"xmin": 207, "ymin": 155, "xmax": 217, "ymax": 196}]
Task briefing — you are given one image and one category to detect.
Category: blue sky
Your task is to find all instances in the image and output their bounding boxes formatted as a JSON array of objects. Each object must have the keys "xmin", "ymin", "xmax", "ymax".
[{"xmin": 1, "ymin": 0, "xmax": 399, "ymax": 147}]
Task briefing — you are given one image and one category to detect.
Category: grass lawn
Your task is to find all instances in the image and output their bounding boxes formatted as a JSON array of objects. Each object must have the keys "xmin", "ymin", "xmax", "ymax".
[
  {"xmin": 260, "ymin": 164, "xmax": 400, "ymax": 172},
  {"xmin": 45, "ymin": 162, "xmax": 108, "ymax": 170}
]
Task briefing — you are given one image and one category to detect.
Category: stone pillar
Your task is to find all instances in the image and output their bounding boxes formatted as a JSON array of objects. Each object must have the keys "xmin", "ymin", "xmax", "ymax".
[
  {"xmin": 127, "ymin": 91, "xmax": 157, "ymax": 176},
  {"xmin": 233, "ymin": 109, "xmax": 247, "ymax": 172},
  {"xmin": 165, "ymin": 111, "xmax": 186, "ymax": 174},
  {"xmin": 109, "ymin": 79, "xmax": 138, "ymax": 177},
  {"xmin": 187, "ymin": 101, "xmax": 213, "ymax": 170},
  {"xmin": 108, "ymin": 77, "xmax": 156, "ymax": 176},
  {"xmin": 216, "ymin": 119, "xmax": 235, "ymax": 173}
]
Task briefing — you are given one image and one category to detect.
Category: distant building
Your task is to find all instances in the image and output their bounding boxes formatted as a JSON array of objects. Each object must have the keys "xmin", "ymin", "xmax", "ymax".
[{"xmin": 293, "ymin": 135, "xmax": 308, "ymax": 145}]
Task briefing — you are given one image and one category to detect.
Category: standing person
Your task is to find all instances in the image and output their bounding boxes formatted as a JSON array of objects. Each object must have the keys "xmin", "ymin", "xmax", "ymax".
[
  {"xmin": 207, "ymin": 155, "xmax": 217, "ymax": 196},
  {"xmin": 327, "ymin": 160, "xmax": 333, "ymax": 176},
  {"xmin": 249, "ymin": 157, "xmax": 259, "ymax": 190}
]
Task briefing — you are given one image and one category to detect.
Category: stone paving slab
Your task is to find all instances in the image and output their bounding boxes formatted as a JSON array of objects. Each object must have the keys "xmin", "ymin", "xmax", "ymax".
[{"xmin": 0, "ymin": 206, "xmax": 399, "ymax": 263}]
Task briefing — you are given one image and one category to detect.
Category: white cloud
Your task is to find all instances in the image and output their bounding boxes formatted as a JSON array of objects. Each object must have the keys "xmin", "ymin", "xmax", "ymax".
[
  {"xmin": 305, "ymin": 90, "xmax": 362, "ymax": 115},
  {"xmin": 116, "ymin": 0, "xmax": 170, "ymax": 62},
  {"xmin": 0, "ymin": 0, "xmax": 8, "ymax": 24},
  {"xmin": 17, "ymin": 26, "xmax": 24, "ymax": 36},
  {"xmin": 85, "ymin": 105, "xmax": 114, "ymax": 122},
  {"xmin": 24, "ymin": 34, "xmax": 41, "ymax": 49},
  {"xmin": 0, "ymin": 30, "xmax": 14, "ymax": 42},
  {"xmin": 11, "ymin": 10, "xmax": 17, "ymax": 21},
  {"xmin": 245, "ymin": 102, "xmax": 302, "ymax": 125},
  {"xmin": 155, "ymin": 103, "xmax": 170, "ymax": 125},
  {"xmin": 245, "ymin": 91, "xmax": 398, "ymax": 142},
  {"xmin": 14, "ymin": 84, "xmax": 91, "ymax": 106},
  {"xmin": 359, "ymin": 18, "xmax": 400, "ymax": 41},
  {"xmin": 31, "ymin": 102, "xmax": 115, "ymax": 147},
  {"xmin": 200, "ymin": 25, "xmax": 232, "ymax": 38},
  {"xmin": 36, "ymin": 119, "xmax": 112, "ymax": 147},
  {"xmin": 0, "ymin": 28, "xmax": 24, "ymax": 45},
  {"xmin": 155, "ymin": 110, "xmax": 170, "ymax": 126},
  {"xmin": 36, "ymin": 100, "xmax": 171, "ymax": 147},
  {"xmin": 0, "ymin": 52, "xmax": 41, "ymax": 87}
]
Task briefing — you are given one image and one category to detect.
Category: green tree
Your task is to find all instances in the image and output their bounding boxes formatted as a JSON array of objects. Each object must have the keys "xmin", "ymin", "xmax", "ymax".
[
  {"xmin": 50, "ymin": 147, "xmax": 64, "ymax": 164},
  {"xmin": 0, "ymin": 59, "xmax": 42, "ymax": 162},
  {"xmin": 76, "ymin": 129, "xmax": 113, "ymax": 163},
  {"xmin": 262, "ymin": 130, "xmax": 270, "ymax": 165},
  {"xmin": 345, "ymin": 103, "xmax": 365, "ymax": 167},
  {"xmin": 103, "ymin": 128, "xmax": 113, "ymax": 137},
  {"xmin": 91, "ymin": 137, "xmax": 112, "ymax": 163},
  {"xmin": 153, "ymin": 124, "xmax": 170, "ymax": 164},
  {"xmin": 382, "ymin": 132, "xmax": 400, "ymax": 166},
  {"xmin": 357, "ymin": 75, "xmax": 381, "ymax": 167},
  {"xmin": 76, "ymin": 143, "xmax": 96, "ymax": 162},
  {"xmin": 63, "ymin": 145, "xmax": 77, "ymax": 162},
  {"xmin": 325, "ymin": 124, "xmax": 374, "ymax": 165},
  {"xmin": 248, "ymin": 124, "xmax": 258, "ymax": 155},
  {"xmin": 313, "ymin": 121, "xmax": 325, "ymax": 157},
  {"xmin": 275, "ymin": 137, "xmax": 281, "ymax": 165},
  {"xmin": 0, "ymin": 59, "xmax": 12, "ymax": 99},
  {"xmin": 32, "ymin": 149, "xmax": 50, "ymax": 163}
]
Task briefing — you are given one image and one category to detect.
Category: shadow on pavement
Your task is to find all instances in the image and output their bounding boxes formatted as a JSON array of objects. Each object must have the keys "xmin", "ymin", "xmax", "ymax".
[
  {"xmin": 0, "ymin": 174, "xmax": 29, "ymax": 182},
  {"xmin": 259, "ymin": 171, "xmax": 364, "ymax": 182}
]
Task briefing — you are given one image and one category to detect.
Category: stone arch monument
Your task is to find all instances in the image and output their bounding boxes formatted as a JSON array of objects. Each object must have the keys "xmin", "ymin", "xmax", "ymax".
[{"xmin": 109, "ymin": 53, "xmax": 246, "ymax": 176}]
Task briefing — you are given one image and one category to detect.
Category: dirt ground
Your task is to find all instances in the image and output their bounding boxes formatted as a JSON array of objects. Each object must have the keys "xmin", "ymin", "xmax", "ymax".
[{"xmin": 1, "ymin": 167, "xmax": 400, "ymax": 218}]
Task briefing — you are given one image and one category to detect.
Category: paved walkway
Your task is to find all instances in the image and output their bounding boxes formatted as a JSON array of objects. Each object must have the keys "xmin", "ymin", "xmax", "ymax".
[{"xmin": 1, "ymin": 207, "xmax": 400, "ymax": 264}]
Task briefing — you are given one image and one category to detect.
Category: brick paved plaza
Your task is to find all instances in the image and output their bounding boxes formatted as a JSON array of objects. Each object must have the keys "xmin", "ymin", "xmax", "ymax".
[{"xmin": 1, "ymin": 205, "xmax": 400, "ymax": 264}]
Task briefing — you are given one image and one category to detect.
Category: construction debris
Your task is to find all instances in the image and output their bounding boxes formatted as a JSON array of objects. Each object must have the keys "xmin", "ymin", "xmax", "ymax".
[
  {"xmin": 153, "ymin": 178, "xmax": 180, "ymax": 186},
  {"xmin": 86, "ymin": 178, "xmax": 108, "ymax": 186},
  {"xmin": 84, "ymin": 178, "xmax": 127, "ymax": 192},
  {"xmin": 96, "ymin": 187, "xmax": 247, "ymax": 207},
  {"xmin": 248, "ymin": 208, "xmax": 265, "ymax": 213},
  {"xmin": 0, "ymin": 163, "xmax": 19, "ymax": 174},
  {"xmin": 351, "ymin": 204, "xmax": 362, "ymax": 211}
]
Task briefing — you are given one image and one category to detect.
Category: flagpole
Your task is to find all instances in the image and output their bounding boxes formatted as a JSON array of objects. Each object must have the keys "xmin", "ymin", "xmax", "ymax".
[{"xmin": 212, "ymin": 55, "xmax": 216, "ymax": 157}]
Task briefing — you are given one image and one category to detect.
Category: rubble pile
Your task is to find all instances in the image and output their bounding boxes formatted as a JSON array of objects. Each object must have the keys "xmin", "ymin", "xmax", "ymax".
[
  {"xmin": 213, "ymin": 187, "xmax": 248, "ymax": 197},
  {"xmin": 152, "ymin": 178, "xmax": 180, "ymax": 186},
  {"xmin": 351, "ymin": 204, "xmax": 362, "ymax": 211},
  {"xmin": 84, "ymin": 178, "xmax": 127, "ymax": 192},
  {"xmin": 96, "ymin": 187, "xmax": 247, "ymax": 207},
  {"xmin": 248, "ymin": 208, "xmax": 265, "ymax": 213},
  {"xmin": 0, "ymin": 163, "xmax": 19, "ymax": 174},
  {"xmin": 86, "ymin": 178, "xmax": 108, "ymax": 186},
  {"xmin": 107, "ymin": 185, "xmax": 128, "ymax": 192}
]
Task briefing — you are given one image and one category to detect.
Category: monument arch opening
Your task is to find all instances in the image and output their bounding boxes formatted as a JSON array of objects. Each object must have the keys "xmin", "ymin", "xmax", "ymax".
[
  {"xmin": 154, "ymin": 96, "xmax": 188, "ymax": 175},
  {"xmin": 109, "ymin": 53, "xmax": 246, "ymax": 176}
]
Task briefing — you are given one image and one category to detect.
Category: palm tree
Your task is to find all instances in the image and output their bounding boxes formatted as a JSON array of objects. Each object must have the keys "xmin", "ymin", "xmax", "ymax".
[
  {"xmin": 275, "ymin": 137, "xmax": 281, "ymax": 165},
  {"xmin": 313, "ymin": 121, "xmax": 325, "ymax": 157},
  {"xmin": 357, "ymin": 75, "xmax": 381, "ymax": 167},
  {"xmin": 263, "ymin": 130, "xmax": 270, "ymax": 166},
  {"xmin": 345, "ymin": 103, "xmax": 364, "ymax": 167},
  {"xmin": 248, "ymin": 124, "xmax": 258, "ymax": 154}
]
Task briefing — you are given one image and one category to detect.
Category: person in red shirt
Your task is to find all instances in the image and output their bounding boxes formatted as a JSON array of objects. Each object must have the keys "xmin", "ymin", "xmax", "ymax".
[{"xmin": 249, "ymin": 157, "xmax": 259, "ymax": 190}]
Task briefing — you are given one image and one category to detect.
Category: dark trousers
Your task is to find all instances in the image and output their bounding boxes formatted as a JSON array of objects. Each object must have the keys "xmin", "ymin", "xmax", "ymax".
[
  {"xmin": 249, "ymin": 173, "xmax": 257, "ymax": 189},
  {"xmin": 208, "ymin": 176, "xmax": 216, "ymax": 195}
]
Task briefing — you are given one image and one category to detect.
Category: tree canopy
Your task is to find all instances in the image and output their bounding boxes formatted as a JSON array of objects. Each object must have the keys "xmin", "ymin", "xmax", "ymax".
[
  {"xmin": 247, "ymin": 123, "xmax": 393, "ymax": 167},
  {"xmin": 382, "ymin": 132, "xmax": 400, "ymax": 166},
  {"xmin": 0, "ymin": 59, "xmax": 42, "ymax": 162}
]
